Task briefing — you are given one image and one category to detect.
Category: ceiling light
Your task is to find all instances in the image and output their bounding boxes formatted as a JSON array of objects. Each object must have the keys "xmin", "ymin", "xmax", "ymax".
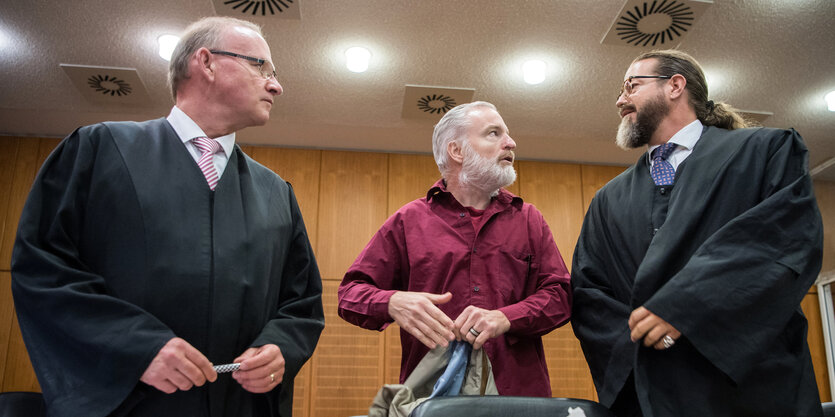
[
  {"xmin": 345, "ymin": 46, "xmax": 371, "ymax": 73},
  {"xmin": 825, "ymin": 91, "xmax": 835, "ymax": 112},
  {"xmin": 157, "ymin": 34, "xmax": 180, "ymax": 61},
  {"xmin": 523, "ymin": 60, "xmax": 546, "ymax": 85}
]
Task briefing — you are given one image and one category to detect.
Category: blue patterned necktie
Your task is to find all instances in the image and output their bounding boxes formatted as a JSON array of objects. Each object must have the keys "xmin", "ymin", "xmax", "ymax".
[{"xmin": 650, "ymin": 142, "xmax": 678, "ymax": 186}]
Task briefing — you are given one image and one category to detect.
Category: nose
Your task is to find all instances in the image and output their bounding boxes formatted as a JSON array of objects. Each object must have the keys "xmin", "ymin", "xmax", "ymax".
[
  {"xmin": 616, "ymin": 92, "xmax": 628, "ymax": 108},
  {"xmin": 503, "ymin": 134, "xmax": 516, "ymax": 150},
  {"xmin": 267, "ymin": 77, "xmax": 283, "ymax": 96}
]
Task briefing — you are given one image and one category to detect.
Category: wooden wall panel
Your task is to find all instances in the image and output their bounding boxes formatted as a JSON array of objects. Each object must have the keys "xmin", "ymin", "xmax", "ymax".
[
  {"xmin": 309, "ymin": 280, "xmax": 382, "ymax": 417},
  {"xmin": 814, "ymin": 180, "xmax": 835, "ymax": 273},
  {"xmin": 0, "ymin": 138, "xmax": 41, "ymax": 270},
  {"xmin": 516, "ymin": 161, "xmax": 594, "ymax": 399},
  {"xmin": 0, "ymin": 271, "xmax": 13, "ymax": 390},
  {"xmin": 387, "ymin": 154, "xmax": 439, "ymax": 214},
  {"xmin": 802, "ymin": 289, "xmax": 830, "ymax": 402},
  {"xmin": 517, "ymin": 161, "xmax": 584, "ymax": 267},
  {"xmin": 316, "ymin": 151, "xmax": 388, "ymax": 279},
  {"xmin": 0, "ymin": 138, "xmax": 20, "ymax": 266},
  {"xmin": 580, "ymin": 165, "xmax": 628, "ymax": 212}
]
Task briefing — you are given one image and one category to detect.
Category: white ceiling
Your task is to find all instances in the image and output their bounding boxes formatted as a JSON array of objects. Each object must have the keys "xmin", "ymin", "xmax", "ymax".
[{"xmin": 1, "ymin": 0, "xmax": 834, "ymax": 180}]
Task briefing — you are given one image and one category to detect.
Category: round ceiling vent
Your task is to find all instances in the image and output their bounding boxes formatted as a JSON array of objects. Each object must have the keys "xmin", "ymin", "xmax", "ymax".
[
  {"xmin": 87, "ymin": 74, "xmax": 132, "ymax": 97},
  {"xmin": 615, "ymin": 1, "xmax": 695, "ymax": 47},
  {"xmin": 417, "ymin": 94, "xmax": 457, "ymax": 115},
  {"xmin": 222, "ymin": 0, "xmax": 295, "ymax": 16}
]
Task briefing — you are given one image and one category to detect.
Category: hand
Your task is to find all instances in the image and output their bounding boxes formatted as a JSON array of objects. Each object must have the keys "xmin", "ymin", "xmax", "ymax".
[
  {"xmin": 140, "ymin": 337, "xmax": 217, "ymax": 394},
  {"xmin": 453, "ymin": 306, "xmax": 511, "ymax": 350},
  {"xmin": 628, "ymin": 306, "xmax": 681, "ymax": 350},
  {"xmin": 232, "ymin": 344, "xmax": 284, "ymax": 394},
  {"xmin": 232, "ymin": 344, "xmax": 285, "ymax": 393},
  {"xmin": 388, "ymin": 291, "xmax": 455, "ymax": 349}
]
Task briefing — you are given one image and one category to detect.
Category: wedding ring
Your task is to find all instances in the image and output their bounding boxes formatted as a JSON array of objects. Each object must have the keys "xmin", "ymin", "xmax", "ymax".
[
  {"xmin": 270, "ymin": 373, "xmax": 275, "ymax": 383},
  {"xmin": 469, "ymin": 328, "xmax": 481, "ymax": 337},
  {"xmin": 662, "ymin": 335, "xmax": 675, "ymax": 349}
]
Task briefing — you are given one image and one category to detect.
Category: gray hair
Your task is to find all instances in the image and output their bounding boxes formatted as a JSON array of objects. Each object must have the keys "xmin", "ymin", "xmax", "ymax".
[
  {"xmin": 432, "ymin": 101, "xmax": 497, "ymax": 175},
  {"xmin": 167, "ymin": 16, "xmax": 264, "ymax": 100}
]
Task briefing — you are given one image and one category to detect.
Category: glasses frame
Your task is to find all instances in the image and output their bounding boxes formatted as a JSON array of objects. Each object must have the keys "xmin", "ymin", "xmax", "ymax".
[
  {"xmin": 209, "ymin": 50, "xmax": 277, "ymax": 80},
  {"xmin": 619, "ymin": 75, "xmax": 672, "ymax": 99}
]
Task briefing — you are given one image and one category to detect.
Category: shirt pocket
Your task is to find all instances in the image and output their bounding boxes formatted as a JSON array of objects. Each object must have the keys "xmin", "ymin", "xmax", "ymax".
[{"xmin": 494, "ymin": 249, "xmax": 537, "ymax": 303}]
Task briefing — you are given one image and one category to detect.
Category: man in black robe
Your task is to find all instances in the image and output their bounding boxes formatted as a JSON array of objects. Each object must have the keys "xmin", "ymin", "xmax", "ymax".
[
  {"xmin": 11, "ymin": 16, "xmax": 324, "ymax": 417},
  {"xmin": 571, "ymin": 49, "xmax": 824, "ymax": 416}
]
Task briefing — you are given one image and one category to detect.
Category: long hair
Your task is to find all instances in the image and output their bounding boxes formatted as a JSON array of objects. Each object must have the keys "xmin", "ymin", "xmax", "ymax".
[
  {"xmin": 167, "ymin": 17, "xmax": 263, "ymax": 100},
  {"xmin": 432, "ymin": 101, "xmax": 497, "ymax": 175},
  {"xmin": 633, "ymin": 50, "xmax": 752, "ymax": 130}
]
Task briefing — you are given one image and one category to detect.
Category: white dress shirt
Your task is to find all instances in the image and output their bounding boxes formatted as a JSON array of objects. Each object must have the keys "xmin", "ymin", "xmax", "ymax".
[
  {"xmin": 647, "ymin": 119, "xmax": 704, "ymax": 172},
  {"xmin": 166, "ymin": 106, "xmax": 236, "ymax": 177}
]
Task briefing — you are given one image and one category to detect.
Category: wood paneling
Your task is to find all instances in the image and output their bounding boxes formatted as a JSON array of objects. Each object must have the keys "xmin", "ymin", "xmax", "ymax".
[
  {"xmin": 517, "ymin": 161, "xmax": 585, "ymax": 268},
  {"xmin": 516, "ymin": 161, "xmax": 594, "ymax": 399},
  {"xmin": 316, "ymin": 151, "xmax": 388, "ymax": 280},
  {"xmin": 815, "ymin": 181, "xmax": 835, "ymax": 273},
  {"xmin": 0, "ymin": 138, "xmax": 41, "ymax": 270},
  {"xmin": 580, "ymin": 165, "xmax": 628, "ymax": 213},
  {"xmin": 310, "ymin": 280, "xmax": 382, "ymax": 417},
  {"xmin": 803, "ymin": 289, "xmax": 830, "ymax": 402},
  {"xmin": 387, "ymin": 154, "xmax": 439, "ymax": 214}
]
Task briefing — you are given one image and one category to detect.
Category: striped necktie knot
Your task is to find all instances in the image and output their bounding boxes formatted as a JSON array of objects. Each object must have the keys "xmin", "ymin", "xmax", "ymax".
[{"xmin": 192, "ymin": 137, "xmax": 221, "ymax": 190}]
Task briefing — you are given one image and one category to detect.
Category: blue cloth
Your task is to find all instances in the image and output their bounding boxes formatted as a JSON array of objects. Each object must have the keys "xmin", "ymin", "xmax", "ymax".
[
  {"xmin": 650, "ymin": 142, "xmax": 677, "ymax": 185},
  {"xmin": 429, "ymin": 341, "xmax": 472, "ymax": 398}
]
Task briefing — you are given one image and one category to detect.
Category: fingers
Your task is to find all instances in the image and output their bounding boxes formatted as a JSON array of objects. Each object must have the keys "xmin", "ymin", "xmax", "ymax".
[
  {"xmin": 140, "ymin": 337, "xmax": 216, "ymax": 394},
  {"xmin": 388, "ymin": 291, "xmax": 455, "ymax": 349},
  {"xmin": 628, "ymin": 307, "xmax": 682, "ymax": 349},
  {"xmin": 233, "ymin": 344, "xmax": 285, "ymax": 393},
  {"xmin": 454, "ymin": 307, "xmax": 511, "ymax": 350}
]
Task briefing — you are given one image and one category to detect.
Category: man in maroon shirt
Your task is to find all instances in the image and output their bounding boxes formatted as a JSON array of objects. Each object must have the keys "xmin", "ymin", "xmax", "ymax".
[{"xmin": 337, "ymin": 101, "xmax": 571, "ymax": 396}]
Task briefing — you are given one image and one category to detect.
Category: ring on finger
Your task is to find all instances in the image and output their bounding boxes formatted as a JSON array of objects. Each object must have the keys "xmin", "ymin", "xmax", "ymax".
[
  {"xmin": 270, "ymin": 373, "xmax": 275, "ymax": 383},
  {"xmin": 662, "ymin": 335, "xmax": 675, "ymax": 349},
  {"xmin": 469, "ymin": 327, "xmax": 481, "ymax": 337}
]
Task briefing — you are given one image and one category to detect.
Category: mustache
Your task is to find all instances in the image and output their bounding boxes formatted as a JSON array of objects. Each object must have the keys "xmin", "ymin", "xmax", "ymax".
[
  {"xmin": 498, "ymin": 151, "xmax": 515, "ymax": 162},
  {"xmin": 618, "ymin": 104, "xmax": 636, "ymax": 117}
]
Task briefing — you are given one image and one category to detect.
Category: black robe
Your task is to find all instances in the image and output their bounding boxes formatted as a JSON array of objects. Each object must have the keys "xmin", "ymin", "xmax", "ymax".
[
  {"xmin": 571, "ymin": 126, "xmax": 823, "ymax": 417},
  {"xmin": 11, "ymin": 119, "xmax": 324, "ymax": 417}
]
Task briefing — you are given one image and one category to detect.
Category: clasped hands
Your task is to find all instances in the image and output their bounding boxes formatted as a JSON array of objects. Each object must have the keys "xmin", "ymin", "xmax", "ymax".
[
  {"xmin": 388, "ymin": 291, "xmax": 510, "ymax": 350},
  {"xmin": 628, "ymin": 306, "xmax": 681, "ymax": 350},
  {"xmin": 140, "ymin": 337, "xmax": 284, "ymax": 394}
]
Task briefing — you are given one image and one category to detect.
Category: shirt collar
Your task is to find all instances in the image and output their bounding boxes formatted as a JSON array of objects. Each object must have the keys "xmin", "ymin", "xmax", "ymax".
[
  {"xmin": 426, "ymin": 178, "xmax": 523, "ymax": 208},
  {"xmin": 166, "ymin": 106, "xmax": 236, "ymax": 157},
  {"xmin": 647, "ymin": 119, "xmax": 703, "ymax": 155}
]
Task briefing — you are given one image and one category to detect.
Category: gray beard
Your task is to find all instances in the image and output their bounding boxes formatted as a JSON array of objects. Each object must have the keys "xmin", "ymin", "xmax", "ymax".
[
  {"xmin": 458, "ymin": 142, "xmax": 517, "ymax": 196},
  {"xmin": 615, "ymin": 93, "xmax": 669, "ymax": 150}
]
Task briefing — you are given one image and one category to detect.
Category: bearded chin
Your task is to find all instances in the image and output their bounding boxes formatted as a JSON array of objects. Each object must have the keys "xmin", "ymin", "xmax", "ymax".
[
  {"xmin": 616, "ymin": 117, "xmax": 644, "ymax": 150},
  {"xmin": 615, "ymin": 93, "xmax": 669, "ymax": 150},
  {"xmin": 459, "ymin": 146, "xmax": 517, "ymax": 196}
]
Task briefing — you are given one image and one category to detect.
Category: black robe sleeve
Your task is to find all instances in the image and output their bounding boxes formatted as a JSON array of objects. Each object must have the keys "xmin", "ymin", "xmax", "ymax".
[
  {"xmin": 11, "ymin": 127, "xmax": 175, "ymax": 416},
  {"xmin": 642, "ymin": 128, "xmax": 823, "ymax": 383}
]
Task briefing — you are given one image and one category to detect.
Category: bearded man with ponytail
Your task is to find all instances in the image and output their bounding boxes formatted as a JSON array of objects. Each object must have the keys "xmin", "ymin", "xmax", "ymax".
[{"xmin": 571, "ymin": 50, "xmax": 823, "ymax": 416}]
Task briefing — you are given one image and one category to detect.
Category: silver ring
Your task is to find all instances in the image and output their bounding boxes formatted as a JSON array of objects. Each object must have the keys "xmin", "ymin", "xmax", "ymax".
[
  {"xmin": 469, "ymin": 328, "xmax": 481, "ymax": 337},
  {"xmin": 662, "ymin": 335, "xmax": 675, "ymax": 349}
]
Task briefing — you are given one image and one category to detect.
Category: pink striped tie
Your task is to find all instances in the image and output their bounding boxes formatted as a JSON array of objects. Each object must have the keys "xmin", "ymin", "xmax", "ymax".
[{"xmin": 192, "ymin": 137, "xmax": 221, "ymax": 190}]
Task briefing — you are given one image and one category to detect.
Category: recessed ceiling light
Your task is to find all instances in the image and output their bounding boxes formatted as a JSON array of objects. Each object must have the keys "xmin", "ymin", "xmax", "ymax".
[
  {"xmin": 523, "ymin": 60, "xmax": 546, "ymax": 85},
  {"xmin": 825, "ymin": 90, "xmax": 835, "ymax": 112},
  {"xmin": 158, "ymin": 34, "xmax": 180, "ymax": 61},
  {"xmin": 345, "ymin": 46, "xmax": 371, "ymax": 73}
]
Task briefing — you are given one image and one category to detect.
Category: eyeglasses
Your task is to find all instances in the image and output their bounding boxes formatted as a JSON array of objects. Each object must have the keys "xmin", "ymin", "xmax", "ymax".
[
  {"xmin": 618, "ymin": 75, "xmax": 672, "ymax": 98},
  {"xmin": 210, "ymin": 50, "xmax": 277, "ymax": 80}
]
